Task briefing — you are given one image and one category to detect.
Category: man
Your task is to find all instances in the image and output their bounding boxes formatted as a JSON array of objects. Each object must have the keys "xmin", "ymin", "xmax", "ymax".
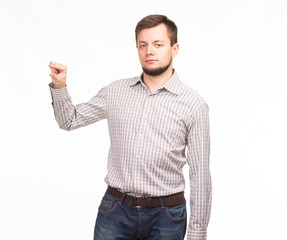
[{"xmin": 48, "ymin": 14, "xmax": 211, "ymax": 240}]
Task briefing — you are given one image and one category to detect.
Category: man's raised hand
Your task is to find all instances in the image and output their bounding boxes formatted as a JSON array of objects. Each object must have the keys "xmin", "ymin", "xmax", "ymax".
[{"xmin": 49, "ymin": 61, "xmax": 67, "ymax": 89}]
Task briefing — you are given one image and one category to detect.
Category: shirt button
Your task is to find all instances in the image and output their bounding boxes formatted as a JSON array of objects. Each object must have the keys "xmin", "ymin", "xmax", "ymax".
[{"xmin": 136, "ymin": 155, "xmax": 140, "ymax": 159}]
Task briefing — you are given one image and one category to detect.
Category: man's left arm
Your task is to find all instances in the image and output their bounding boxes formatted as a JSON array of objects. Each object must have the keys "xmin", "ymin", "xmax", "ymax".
[{"xmin": 186, "ymin": 103, "xmax": 212, "ymax": 240}]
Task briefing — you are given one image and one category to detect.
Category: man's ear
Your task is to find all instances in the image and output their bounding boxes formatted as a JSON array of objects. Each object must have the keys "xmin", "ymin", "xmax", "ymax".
[{"xmin": 172, "ymin": 43, "xmax": 179, "ymax": 58}]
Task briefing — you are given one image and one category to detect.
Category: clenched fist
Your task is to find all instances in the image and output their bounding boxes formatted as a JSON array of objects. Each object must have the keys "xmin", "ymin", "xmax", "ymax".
[{"xmin": 49, "ymin": 61, "xmax": 67, "ymax": 89}]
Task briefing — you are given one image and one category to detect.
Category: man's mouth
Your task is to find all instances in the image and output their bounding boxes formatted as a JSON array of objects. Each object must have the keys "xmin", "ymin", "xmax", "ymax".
[{"xmin": 145, "ymin": 59, "xmax": 158, "ymax": 63}]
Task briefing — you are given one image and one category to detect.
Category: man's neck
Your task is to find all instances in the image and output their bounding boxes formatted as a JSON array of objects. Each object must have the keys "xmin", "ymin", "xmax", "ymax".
[{"xmin": 142, "ymin": 66, "xmax": 174, "ymax": 94}]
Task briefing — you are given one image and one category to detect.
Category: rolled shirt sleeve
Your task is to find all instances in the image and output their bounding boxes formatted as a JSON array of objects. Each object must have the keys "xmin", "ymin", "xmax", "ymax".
[
  {"xmin": 186, "ymin": 103, "xmax": 212, "ymax": 240},
  {"xmin": 49, "ymin": 83, "xmax": 107, "ymax": 131}
]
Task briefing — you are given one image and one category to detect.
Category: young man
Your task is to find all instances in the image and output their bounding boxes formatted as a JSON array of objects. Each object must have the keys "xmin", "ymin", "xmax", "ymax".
[{"xmin": 49, "ymin": 15, "xmax": 211, "ymax": 240}]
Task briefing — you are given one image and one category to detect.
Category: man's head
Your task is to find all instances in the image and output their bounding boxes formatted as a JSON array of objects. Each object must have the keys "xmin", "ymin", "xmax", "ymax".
[
  {"xmin": 135, "ymin": 15, "xmax": 178, "ymax": 47},
  {"xmin": 135, "ymin": 15, "xmax": 179, "ymax": 77}
]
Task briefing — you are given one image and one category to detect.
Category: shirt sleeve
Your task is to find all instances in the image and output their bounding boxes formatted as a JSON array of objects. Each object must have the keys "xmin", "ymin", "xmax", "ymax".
[
  {"xmin": 186, "ymin": 103, "xmax": 212, "ymax": 240},
  {"xmin": 48, "ymin": 83, "xmax": 108, "ymax": 131}
]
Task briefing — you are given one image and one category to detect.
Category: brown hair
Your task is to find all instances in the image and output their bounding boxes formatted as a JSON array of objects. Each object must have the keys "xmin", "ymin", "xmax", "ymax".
[{"xmin": 135, "ymin": 14, "xmax": 178, "ymax": 46}]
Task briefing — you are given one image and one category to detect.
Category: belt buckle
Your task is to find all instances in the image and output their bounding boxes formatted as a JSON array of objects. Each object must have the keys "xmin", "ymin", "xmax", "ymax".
[
  {"xmin": 133, "ymin": 198, "xmax": 142, "ymax": 208},
  {"xmin": 134, "ymin": 197, "xmax": 153, "ymax": 208}
]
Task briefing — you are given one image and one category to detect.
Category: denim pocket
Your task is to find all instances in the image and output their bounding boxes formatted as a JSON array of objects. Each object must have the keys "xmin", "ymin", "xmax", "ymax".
[
  {"xmin": 98, "ymin": 193, "xmax": 119, "ymax": 215},
  {"xmin": 164, "ymin": 201, "xmax": 187, "ymax": 222}
]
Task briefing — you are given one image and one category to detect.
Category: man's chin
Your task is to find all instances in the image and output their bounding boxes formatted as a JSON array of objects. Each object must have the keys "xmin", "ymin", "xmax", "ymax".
[{"xmin": 142, "ymin": 65, "xmax": 170, "ymax": 76}]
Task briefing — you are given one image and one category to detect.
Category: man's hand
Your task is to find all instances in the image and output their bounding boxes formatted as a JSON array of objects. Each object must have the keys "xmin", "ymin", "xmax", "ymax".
[{"xmin": 49, "ymin": 61, "xmax": 67, "ymax": 89}]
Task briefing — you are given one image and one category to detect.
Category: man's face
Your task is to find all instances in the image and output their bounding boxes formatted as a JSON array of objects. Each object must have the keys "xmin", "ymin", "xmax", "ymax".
[{"xmin": 137, "ymin": 23, "xmax": 179, "ymax": 76}]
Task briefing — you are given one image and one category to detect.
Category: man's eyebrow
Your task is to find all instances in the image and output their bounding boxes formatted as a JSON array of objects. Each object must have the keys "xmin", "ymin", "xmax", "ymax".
[{"xmin": 138, "ymin": 40, "xmax": 163, "ymax": 43}]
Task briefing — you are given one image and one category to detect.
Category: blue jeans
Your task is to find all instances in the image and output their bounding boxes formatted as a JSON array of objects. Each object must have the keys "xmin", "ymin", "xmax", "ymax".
[{"xmin": 94, "ymin": 192, "xmax": 187, "ymax": 240}]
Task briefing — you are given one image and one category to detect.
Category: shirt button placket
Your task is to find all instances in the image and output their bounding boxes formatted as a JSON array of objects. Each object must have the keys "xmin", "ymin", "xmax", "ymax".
[{"xmin": 134, "ymin": 94, "xmax": 151, "ymax": 194}]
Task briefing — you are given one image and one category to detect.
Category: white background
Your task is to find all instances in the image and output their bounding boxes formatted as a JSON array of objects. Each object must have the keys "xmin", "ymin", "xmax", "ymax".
[{"xmin": 0, "ymin": 0, "xmax": 287, "ymax": 239}]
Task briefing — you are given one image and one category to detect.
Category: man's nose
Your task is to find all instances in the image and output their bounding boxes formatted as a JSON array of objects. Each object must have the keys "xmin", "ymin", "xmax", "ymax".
[{"xmin": 146, "ymin": 45, "xmax": 155, "ymax": 55}]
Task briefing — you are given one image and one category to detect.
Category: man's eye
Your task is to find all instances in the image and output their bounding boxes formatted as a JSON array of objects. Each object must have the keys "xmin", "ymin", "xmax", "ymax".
[
  {"xmin": 155, "ymin": 44, "xmax": 162, "ymax": 47},
  {"xmin": 139, "ymin": 45, "xmax": 146, "ymax": 48}
]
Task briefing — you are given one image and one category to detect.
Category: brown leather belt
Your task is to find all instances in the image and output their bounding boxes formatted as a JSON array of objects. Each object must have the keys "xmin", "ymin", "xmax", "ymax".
[{"xmin": 106, "ymin": 186, "xmax": 184, "ymax": 208}]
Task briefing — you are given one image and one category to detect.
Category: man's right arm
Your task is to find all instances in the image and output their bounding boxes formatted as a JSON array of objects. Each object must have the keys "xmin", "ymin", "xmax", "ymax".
[{"xmin": 48, "ymin": 61, "xmax": 108, "ymax": 131}]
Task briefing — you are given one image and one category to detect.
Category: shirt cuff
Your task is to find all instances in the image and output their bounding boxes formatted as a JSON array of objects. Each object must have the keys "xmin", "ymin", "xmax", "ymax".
[
  {"xmin": 49, "ymin": 82, "xmax": 70, "ymax": 101},
  {"xmin": 187, "ymin": 229, "xmax": 207, "ymax": 240}
]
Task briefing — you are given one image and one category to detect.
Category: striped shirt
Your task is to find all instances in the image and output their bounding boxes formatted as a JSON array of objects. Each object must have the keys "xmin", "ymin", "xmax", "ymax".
[{"xmin": 49, "ymin": 70, "xmax": 212, "ymax": 240}]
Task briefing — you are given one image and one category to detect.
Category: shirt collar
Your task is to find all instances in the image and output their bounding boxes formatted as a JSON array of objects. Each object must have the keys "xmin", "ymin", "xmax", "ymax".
[{"xmin": 129, "ymin": 69, "xmax": 181, "ymax": 96}]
